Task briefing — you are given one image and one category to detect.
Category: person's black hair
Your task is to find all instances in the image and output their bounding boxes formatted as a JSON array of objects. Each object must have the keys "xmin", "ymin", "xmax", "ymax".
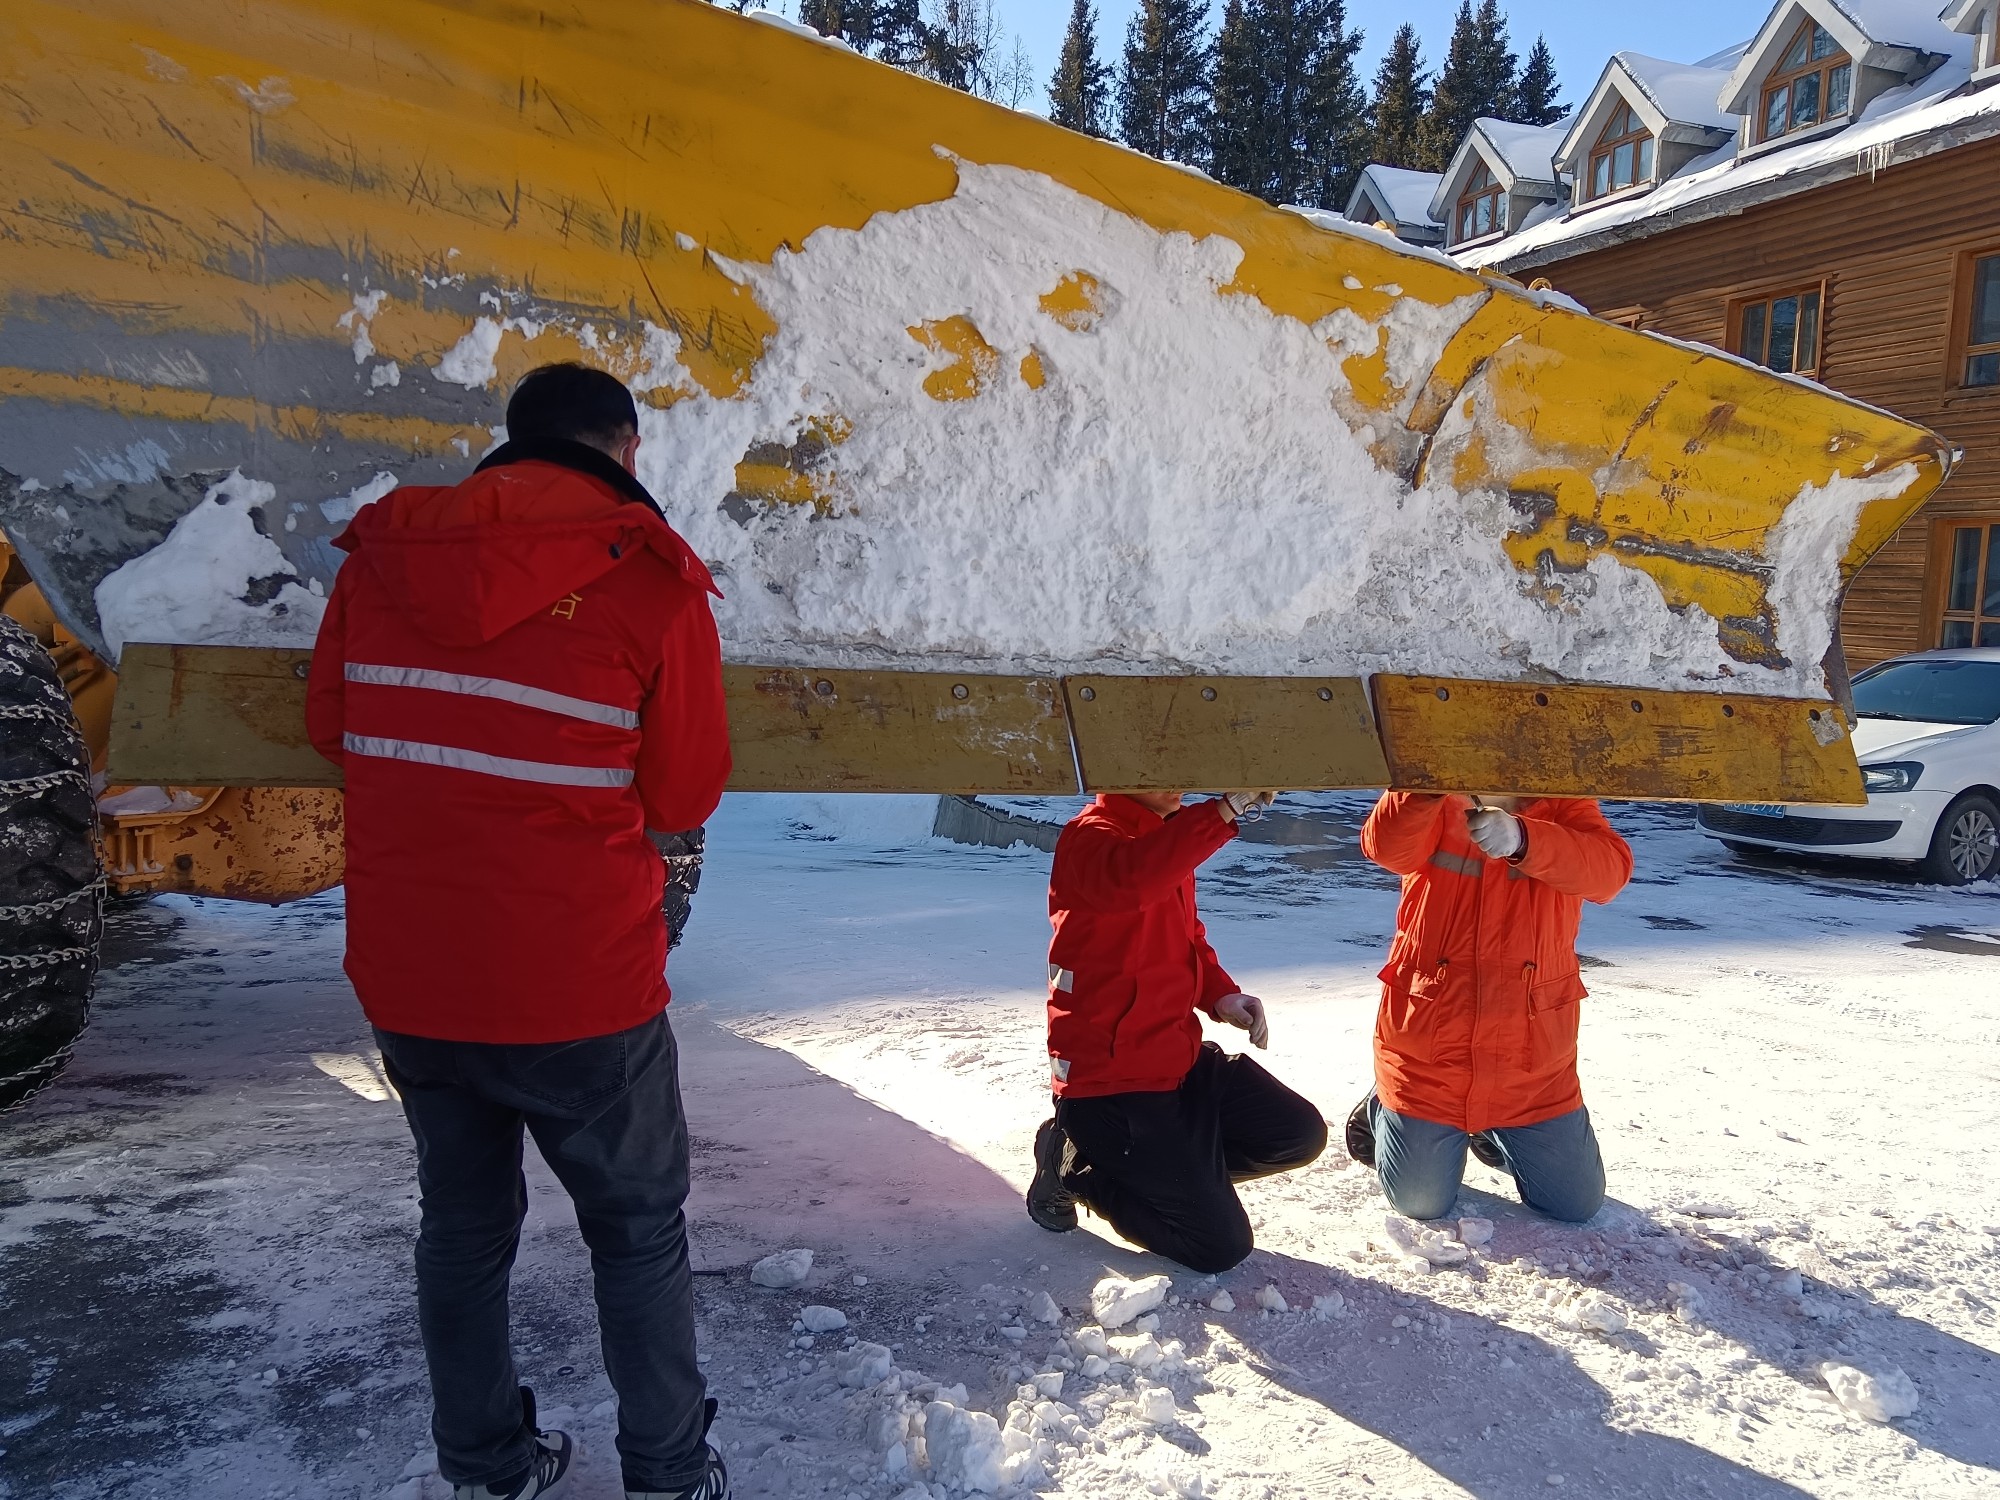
[{"xmin": 504, "ymin": 362, "xmax": 639, "ymax": 452}]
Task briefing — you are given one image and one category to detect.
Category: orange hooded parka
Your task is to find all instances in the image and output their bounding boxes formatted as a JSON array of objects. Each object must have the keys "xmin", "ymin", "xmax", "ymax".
[{"xmin": 1360, "ymin": 793, "xmax": 1633, "ymax": 1133}]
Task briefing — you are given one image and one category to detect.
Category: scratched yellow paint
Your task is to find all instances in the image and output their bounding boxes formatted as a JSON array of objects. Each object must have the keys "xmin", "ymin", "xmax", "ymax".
[
  {"xmin": 909, "ymin": 316, "xmax": 1003, "ymax": 402},
  {"xmin": 0, "ymin": 0, "xmax": 1956, "ymax": 661}
]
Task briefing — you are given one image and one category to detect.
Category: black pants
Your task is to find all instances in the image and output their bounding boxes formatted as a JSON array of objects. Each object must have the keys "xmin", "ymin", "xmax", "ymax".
[
  {"xmin": 375, "ymin": 1013, "xmax": 709, "ymax": 1493},
  {"xmin": 1056, "ymin": 1042, "xmax": 1327, "ymax": 1273}
]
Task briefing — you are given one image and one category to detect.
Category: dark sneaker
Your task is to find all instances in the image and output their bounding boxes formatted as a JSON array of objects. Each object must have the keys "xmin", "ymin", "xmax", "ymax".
[
  {"xmin": 628, "ymin": 1398, "xmax": 729, "ymax": 1499},
  {"xmin": 1026, "ymin": 1117, "xmax": 1079, "ymax": 1232},
  {"xmin": 454, "ymin": 1388, "xmax": 572, "ymax": 1499},
  {"xmin": 1344, "ymin": 1094, "xmax": 1377, "ymax": 1169},
  {"xmin": 1468, "ymin": 1131, "xmax": 1506, "ymax": 1172}
]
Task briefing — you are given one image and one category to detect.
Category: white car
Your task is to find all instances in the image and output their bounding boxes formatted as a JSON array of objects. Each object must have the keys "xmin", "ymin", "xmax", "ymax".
[{"xmin": 1696, "ymin": 648, "xmax": 2000, "ymax": 884}]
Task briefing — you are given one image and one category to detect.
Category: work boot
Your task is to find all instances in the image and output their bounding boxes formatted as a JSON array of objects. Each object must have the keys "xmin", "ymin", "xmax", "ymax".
[
  {"xmin": 1468, "ymin": 1130, "xmax": 1507, "ymax": 1172},
  {"xmin": 627, "ymin": 1399, "xmax": 730, "ymax": 1499},
  {"xmin": 454, "ymin": 1388, "xmax": 572, "ymax": 1500},
  {"xmin": 1026, "ymin": 1117, "xmax": 1079, "ymax": 1232},
  {"xmin": 1344, "ymin": 1094, "xmax": 1377, "ymax": 1169}
]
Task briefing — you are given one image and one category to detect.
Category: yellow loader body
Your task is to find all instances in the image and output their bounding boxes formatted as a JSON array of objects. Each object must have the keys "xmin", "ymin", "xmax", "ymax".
[{"xmin": 0, "ymin": 0, "xmax": 1957, "ymax": 900}]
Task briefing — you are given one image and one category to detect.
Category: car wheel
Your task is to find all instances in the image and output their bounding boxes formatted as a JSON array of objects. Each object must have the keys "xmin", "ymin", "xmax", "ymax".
[
  {"xmin": 0, "ymin": 615, "xmax": 104, "ymax": 1110},
  {"xmin": 1920, "ymin": 793, "xmax": 2000, "ymax": 886}
]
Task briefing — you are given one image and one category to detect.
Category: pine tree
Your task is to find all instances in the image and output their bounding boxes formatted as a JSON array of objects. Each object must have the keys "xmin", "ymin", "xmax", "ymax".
[
  {"xmin": 1513, "ymin": 35, "xmax": 1565, "ymax": 125},
  {"xmin": 1116, "ymin": 0, "xmax": 1212, "ymax": 167},
  {"xmin": 1475, "ymin": 0, "xmax": 1520, "ymax": 121},
  {"xmin": 1208, "ymin": 0, "xmax": 1268, "ymax": 192},
  {"xmin": 800, "ymin": 0, "xmax": 877, "ymax": 51},
  {"xmin": 1303, "ymin": 0, "xmax": 1368, "ymax": 208},
  {"xmin": 1417, "ymin": 0, "xmax": 1522, "ymax": 167},
  {"xmin": 1048, "ymin": 0, "xmax": 1113, "ymax": 135},
  {"xmin": 872, "ymin": 0, "xmax": 926, "ymax": 65},
  {"xmin": 1366, "ymin": 23, "xmax": 1429, "ymax": 170}
]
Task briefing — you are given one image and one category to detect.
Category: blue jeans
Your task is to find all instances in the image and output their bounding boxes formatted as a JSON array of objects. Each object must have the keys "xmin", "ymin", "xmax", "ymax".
[
  {"xmin": 375, "ymin": 1012, "xmax": 709, "ymax": 1493},
  {"xmin": 1371, "ymin": 1098, "xmax": 1605, "ymax": 1223}
]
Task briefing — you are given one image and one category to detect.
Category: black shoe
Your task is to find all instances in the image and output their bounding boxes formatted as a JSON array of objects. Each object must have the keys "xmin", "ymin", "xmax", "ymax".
[
  {"xmin": 1468, "ymin": 1131, "xmax": 1506, "ymax": 1172},
  {"xmin": 1344, "ymin": 1094, "xmax": 1377, "ymax": 1169},
  {"xmin": 627, "ymin": 1399, "xmax": 729, "ymax": 1499},
  {"xmin": 454, "ymin": 1388, "xmax": 572, "ymax": 1499},
  {"xmin": 1026, "ymin": 1117, "xmax": 1079, "ymax": 1232}
]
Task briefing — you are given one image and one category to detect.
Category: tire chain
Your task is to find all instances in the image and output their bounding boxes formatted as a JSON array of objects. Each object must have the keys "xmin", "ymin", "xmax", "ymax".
[{"xmin": 0, "ymin": 875, "xmax": 107, "ymax": 923}]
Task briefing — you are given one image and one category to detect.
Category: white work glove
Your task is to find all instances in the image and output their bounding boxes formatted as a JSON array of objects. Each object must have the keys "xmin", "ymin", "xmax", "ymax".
[
  {"xmin": 1213, "ymin": 992, "xmax": 1269, "ymax": 1049},
  {"xmin": 1220, "ymin": 790, "xmax": 1276, "ymax": 822},
  {"xmin": 1465, "ymin": 805, "xmax": 1525, "ymax": 861}
]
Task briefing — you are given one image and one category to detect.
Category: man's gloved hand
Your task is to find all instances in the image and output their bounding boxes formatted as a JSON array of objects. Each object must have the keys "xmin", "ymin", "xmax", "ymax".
[
  {"xmin": 1466, "ymin": 805, "xmax": 1525, "ymax": 861},
  {"xmin": 1214, "ymin": 992, "xmax": 1269, "ymax": 1049},
  {"xmin": 1220, "ymin": 790, "xmax": 1277, "ymax": 822}
]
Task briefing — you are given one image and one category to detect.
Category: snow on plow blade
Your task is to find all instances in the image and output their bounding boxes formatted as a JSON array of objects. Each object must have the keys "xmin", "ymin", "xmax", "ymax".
[{"xmin": 0, "ymin": 0, "xmax": 1955, "ymax": 802}]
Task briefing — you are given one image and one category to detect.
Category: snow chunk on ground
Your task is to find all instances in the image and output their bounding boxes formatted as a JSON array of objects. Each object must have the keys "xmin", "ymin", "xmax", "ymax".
[
  {"xmin": 1134, "ymin": 1385, "xmax": 1177, "ymax": 1424},
  {"xmin": 1254, "ymin": 1284, "xmax": 1288, "ymax": 1312},
  {"xmin": 1208, "ymin": 1289, "xmax": 1234, "ymax": 1312},
  {"xmin": 1091, "ymin": 1273, "xmax": 1170, "ymax": 1329},
  {"xmin": 1384, "ymin": 1214, "xmax": 1470, "ymax": 1266},
  {"xmin": 95, "ymin": 472, "xmax": 325, "ymax": 663},
  {"xmin": 1026, "ymin": 1290, "xmax": 1062, "ymax": 1325},
  {"xmin": 1562, "ymin": 1291, "xmax": 1630, "ymax": 1335},
  {"xmin": 1458, "ymin": 1217, "xmax": 1494, "ymax": 1247},
  {"xmin": 799, "ymin": 1304, "xmax": 847, "ymax": 1333},
  {"xmin": 1820, "ymin": 1362, "xmax": 1920, "ymax": 1422},
  {"xmin": 749, "ymin": 1247, "xmax": 813, "ymax": 1288},
  {"xmin": 833, "ymin": 1341, "xmax": 896, "ymax": 1389},
  {"xmin": 923, "ymin": 1400, "xmax": 1007, "ymax": 1492}
]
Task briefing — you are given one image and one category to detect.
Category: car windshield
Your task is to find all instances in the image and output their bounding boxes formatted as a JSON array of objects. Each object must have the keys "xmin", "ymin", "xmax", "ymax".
[{"xmin": 1851, "ymin": 658, "xmax": 2000, "ymax": 726}]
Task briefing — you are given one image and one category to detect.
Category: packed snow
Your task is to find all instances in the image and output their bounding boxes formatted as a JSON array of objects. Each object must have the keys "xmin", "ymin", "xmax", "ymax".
[
  {"xmin": 4, "ymin": 794, "xmax": 1998, "ymax": 1499},
  {"xmin": 63, "ymin": 157, "xmax": 1931, "ymax": 699},
  {"xmin": 93, "ymin": 471, "xmax": 327, "ymax": 661}
]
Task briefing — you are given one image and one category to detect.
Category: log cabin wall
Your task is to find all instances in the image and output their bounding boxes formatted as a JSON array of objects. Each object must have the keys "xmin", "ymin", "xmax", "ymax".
[{"xmin": 1517, "ymin": 131, "xmax": 2000, "ymax": 669}]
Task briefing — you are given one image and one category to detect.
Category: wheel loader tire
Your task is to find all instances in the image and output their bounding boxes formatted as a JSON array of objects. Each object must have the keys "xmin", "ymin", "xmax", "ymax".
[{"xmin": 0, "ymin": 615, "xmax": 103, "ymax": 1111}]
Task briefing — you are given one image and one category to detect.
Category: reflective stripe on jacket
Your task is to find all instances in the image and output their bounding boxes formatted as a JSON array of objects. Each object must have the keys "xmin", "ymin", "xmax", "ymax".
[
  {"xmin": 1360, "ymin": 792, "xmax": 1633, "ymax": 1133},
  {"xmin": 306, "ymin": 445, "xmax": 731, "ymax": 1043},
  {"xmin": 1045, "ymin": 795, "xmax": 1240, "ymax": 1098}
]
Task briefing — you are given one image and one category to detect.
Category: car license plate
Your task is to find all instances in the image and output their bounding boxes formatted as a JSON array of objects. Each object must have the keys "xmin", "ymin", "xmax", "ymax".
[{"xmin": 1722, "ymin": 803, "xmax": 1786, "ymax": 819}]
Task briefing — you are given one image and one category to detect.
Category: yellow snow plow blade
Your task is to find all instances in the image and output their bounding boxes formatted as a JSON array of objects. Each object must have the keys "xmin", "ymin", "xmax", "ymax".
[{"xmin": 0, "ymin": 0, "xmax": 1957, "ymax": 813}]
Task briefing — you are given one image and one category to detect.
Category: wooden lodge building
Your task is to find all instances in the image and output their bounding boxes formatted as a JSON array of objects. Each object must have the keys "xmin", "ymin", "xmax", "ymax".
[{"xmin": 1351, "ymin": 0, "xmax": 2000, "ymax": 669}]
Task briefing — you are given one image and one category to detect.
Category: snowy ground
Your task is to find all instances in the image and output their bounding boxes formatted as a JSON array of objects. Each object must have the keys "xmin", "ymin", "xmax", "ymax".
[{"xmin": 3, "ymin": 794, "xmax": 1998, "ymax": 1499}]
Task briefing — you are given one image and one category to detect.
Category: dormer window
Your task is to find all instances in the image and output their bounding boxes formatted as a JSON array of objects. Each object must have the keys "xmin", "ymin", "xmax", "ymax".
[
  {"xmin": 1587, "ymin": 102, "xmax": 1655, "ymax": 200},
  {"xmin": 1758, "ymin": 18, "xmax": 1853, "ymax": 142},
  {"xmin": 1455, "ymin": 163, "xmax": 1504, "ymax": 243}
]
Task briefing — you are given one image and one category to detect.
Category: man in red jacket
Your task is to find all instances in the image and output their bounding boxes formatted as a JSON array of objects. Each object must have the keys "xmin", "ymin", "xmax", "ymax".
[
  {"xmin": 1348, "ymin": 793, "xmax": 1633, "ymax": 1225},
  {"xmin": 1025, "ymin": 790, "xmax": 1327, "ymax": 1273},
  {"xmin": 308, "ymin": 364, "xmax": 732, "ymax": 1500}
]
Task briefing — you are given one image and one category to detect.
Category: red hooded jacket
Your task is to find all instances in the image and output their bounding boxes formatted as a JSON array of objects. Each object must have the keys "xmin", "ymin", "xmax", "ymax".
[
  {"xmin": 1046, "ymin": 795, "xmax": 1241, "ymax": 1098},
  {"xmin": 1360, "ymin": 793, "xmax": 1632, "ymax": 1133},
  {"xmin": 306, "ymin": 443, "xmax": 731, "ymax": 1043}
]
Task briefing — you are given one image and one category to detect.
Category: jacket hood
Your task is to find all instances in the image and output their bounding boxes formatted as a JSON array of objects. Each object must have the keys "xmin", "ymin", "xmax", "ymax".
[{"xmin": 335, "ymin": 440, "xmax": 719, "ymax": 649}]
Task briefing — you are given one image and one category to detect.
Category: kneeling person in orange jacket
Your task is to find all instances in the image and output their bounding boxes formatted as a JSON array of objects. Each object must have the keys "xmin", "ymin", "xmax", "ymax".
[
  {"xmin": 1026, "ymin": 790, "xmax": 1328, "ymax": 1273},
  {"xmin": 1348, "ymin": 793, "xmax": 1633, "ymax": 1224}
]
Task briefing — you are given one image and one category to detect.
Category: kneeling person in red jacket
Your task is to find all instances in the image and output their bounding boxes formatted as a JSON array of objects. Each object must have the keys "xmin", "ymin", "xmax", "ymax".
[
  {"xmin": 308, "ymin": 365, "xmax": 732, "ymax": 1500},
  {"xmin": 1348, "ymin": 793, "xmax": 1633, "ymax": 1225},
  {"xmin": 1026, "ymin": 790, "xmax": 1328, "ymax": 1273}
]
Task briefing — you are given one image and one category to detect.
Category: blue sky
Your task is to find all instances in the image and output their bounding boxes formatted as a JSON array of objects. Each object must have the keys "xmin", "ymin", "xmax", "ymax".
[{"xmin": 997, "ymin": 0, "xmax": 1764, "ymax": 114}]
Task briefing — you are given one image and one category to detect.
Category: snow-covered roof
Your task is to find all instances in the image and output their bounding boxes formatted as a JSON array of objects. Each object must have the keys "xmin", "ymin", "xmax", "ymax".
[
  {"xmin": 1620, "ymin": 53, "xmax": 1737, "ymax": 130},
  {"xmin": 1718, "ymin": 0, "xmax": 1970, "ymax": 116},
  {"xmin": 1552, "ymin": 53, "xmax": 1736, "ymax": 177},
  {"xmin": 1478, "ymin": 118, "xmax": 1570, "ymax": 184},
  {"xmin": 1344, "ymin": 165, "xmax": 1444, "ymax": 237},
  {"xmin": 1427, "ymin": 118, "xmax": 1567, "ymax": 225},
  {"xmin": 1462, "ymin": 50, "xmax": 2000, "ymax": 271},
  {"xmin": 1938, "ymin": 0, "xmax": 1992, "ymax": 27}
]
